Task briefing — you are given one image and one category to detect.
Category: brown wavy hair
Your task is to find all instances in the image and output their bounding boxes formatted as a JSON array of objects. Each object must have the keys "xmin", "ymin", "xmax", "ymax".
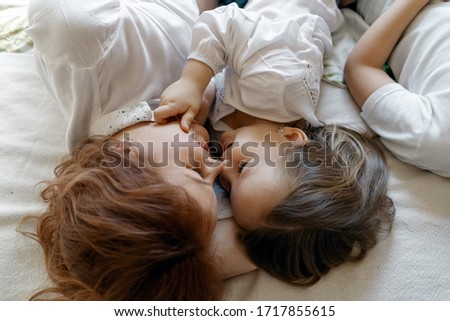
[
  {"xmin": 21, "ymin": 136, "xmax": 222, "ymax": 300},
  {"xmin": 240, "ymin": 125, "xmax": 395, "ymax": 285}
]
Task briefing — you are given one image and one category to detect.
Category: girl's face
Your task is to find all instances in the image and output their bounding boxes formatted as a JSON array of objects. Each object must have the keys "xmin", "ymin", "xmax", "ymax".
[
  {"xmin": 219, "ymin": 124, "xmax": 308, "ymax": 229},
  {"xmin": 114, "ymin": 121, "xmax": 223, "ymax": 235}
]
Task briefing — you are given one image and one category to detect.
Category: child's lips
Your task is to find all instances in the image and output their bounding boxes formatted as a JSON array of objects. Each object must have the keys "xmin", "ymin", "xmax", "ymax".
[
  {"xmin": 220, "ymin": 136, "xmax": 234, "ymax": 152},
  {"xmin": 199, "ymin": 141, "xmax": 209, "ymax": 152},
  {"xmin": 221, "ymin": 143, "xmax": 235, "ymax": 161}
]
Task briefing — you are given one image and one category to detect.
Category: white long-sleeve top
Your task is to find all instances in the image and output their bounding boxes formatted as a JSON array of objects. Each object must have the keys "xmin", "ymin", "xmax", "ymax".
[
  {"xmin": 188, "ymin": 1, "xmax": 344, "ymax": 130},
  {"xmin": 361, "ymin": 3, "xmax": 450, "ymax": 177},
  {"xmin": 27, "ymin": 0, "xmax": 199, "ymax": 151}
]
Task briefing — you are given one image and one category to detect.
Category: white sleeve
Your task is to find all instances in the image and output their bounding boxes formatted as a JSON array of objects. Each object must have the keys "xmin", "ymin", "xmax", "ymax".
[
  {"xmin": 309, "ymin": 1, "xmax": 344, "ymax": 56},
  {"xmin": 27, "ymin": 0, "xmax": 198, "ymax": 151},
  {"xmin": 311, "ymin": 0, "xmax": 345, "ymax": 32},
  {"xmin": 188, "ymin": 4, "xmax": 259, "ymax": 75},
  {"xmin": 361, "ymin": 83, "xmax": 450, "ymax": 177},
  {"xmin": 188, "ymin": 2, "xmax": 343, "ymax": 75}
]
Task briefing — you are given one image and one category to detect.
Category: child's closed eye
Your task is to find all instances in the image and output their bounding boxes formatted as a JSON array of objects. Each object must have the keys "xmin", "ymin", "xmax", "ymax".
[{"xmin": 238, "ymin": 161, "xmax": 249, "ymax": 173}]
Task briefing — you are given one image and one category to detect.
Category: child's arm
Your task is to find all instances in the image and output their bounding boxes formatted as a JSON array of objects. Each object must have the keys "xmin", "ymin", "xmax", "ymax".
[
  {"xmin": 344, "ymin": 0, "xmax": 430, "ymax": 107},
  {"xmin": 155, "ymin": 60, "xmax": 214, "ymax": 132},
  {"xmin": 197, "ymin": 78, "xmax": 216, "ymax": 126},
  {"xmin": 155, "ymin": 4, "xmax": 257, "ymax": 131}
]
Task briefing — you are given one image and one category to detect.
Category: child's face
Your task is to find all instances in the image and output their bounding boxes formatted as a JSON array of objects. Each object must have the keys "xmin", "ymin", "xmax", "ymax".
[{"xmin": 219, "ymin": 123, "xmax": 307, "ymax": 229}]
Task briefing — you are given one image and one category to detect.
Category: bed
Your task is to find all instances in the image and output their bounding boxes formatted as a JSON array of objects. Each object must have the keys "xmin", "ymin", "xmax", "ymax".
[{"xmin": 1, "ymin": 0, "xmax": 449, "ymax": 301}]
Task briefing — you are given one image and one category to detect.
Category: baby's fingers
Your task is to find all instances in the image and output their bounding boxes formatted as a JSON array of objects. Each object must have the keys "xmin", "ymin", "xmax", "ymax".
[
  {"xmin": 180, "ymin": 109, "xmax": 198, "ymax": 133},
  {"xmin": 154, "ymin": 104, "xmax": 185, "ymax": 124}
]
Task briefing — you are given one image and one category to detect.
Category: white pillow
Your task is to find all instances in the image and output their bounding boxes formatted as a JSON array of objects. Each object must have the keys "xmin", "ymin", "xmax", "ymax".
[
  {"xmin": 316, "ymin": 81, "xmax": 374, "ymax": 136},
  {"xmin": 356, "ymin": 0, "xmax": 394, "ymax": 25},
  {"xmin": 357, "ymin": 0, "xmax": 444, "ymax": 25},
  {"xmin": 319, "ymin": 9, "xmax": 373, "ymax": 136}
]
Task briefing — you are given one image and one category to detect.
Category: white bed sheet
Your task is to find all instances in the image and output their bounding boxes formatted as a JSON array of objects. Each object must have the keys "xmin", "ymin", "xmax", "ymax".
[
  {"xmin": 1, "ymin": 4, "xmax": 449, "ymax": 301},
  {"xmin": 1, "ymin": 51, "xmax": 449, "ymax": 301},
  {"xmin": 0, "ymin": 52, "xmax": 63, "ymax": 299}
]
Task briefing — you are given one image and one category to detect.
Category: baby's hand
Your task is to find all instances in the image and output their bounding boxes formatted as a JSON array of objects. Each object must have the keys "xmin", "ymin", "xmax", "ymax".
[{"xmin": 154, "ymin": 78, "xmax": 203, "ymax": 132}]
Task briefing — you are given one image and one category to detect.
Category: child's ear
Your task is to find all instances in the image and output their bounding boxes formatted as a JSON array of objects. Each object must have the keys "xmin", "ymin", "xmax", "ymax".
[{"xmin": 281, "ymin": 127, "xmax": 308, "ymax": 147}]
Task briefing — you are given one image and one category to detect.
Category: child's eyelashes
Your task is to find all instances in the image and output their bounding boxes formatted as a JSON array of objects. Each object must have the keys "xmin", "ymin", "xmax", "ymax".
[
  {"xmin": 238, "ymin": 161, "xmax": 249, "ymax": 173},
  {"xmin": 191, "ymin": 166, "xmax": 205, "ymax": 177},
  {"xmin": 223, "ymin": 141, "xmax": 234, "ymax": 151}
]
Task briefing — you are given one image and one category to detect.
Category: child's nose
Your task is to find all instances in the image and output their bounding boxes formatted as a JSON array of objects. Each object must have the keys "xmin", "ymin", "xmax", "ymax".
[
  {"xmin": 203, "ymin": 158, "xmax": 224, "ymax": 185},
  {"xmin": 217, "ymin": 159, "xmax": 239, "ymax": 192}
]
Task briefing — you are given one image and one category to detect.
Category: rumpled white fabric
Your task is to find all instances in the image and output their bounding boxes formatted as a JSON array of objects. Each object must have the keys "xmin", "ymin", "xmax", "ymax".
[
  {"xmin": 2, "ymin": 50, "xmax": 449, "ymax": 302},
  {"xmin": 189, "ymin": 1, "xmax": 343, "ymax": 129},
  {"xmin": 1, "ymin": 3, "xmax": 449, "ymax": 300},
  {"xmin": 318, "ymin": 8, "xmax": 373, "ymax": 135},
  {"xmin": 0, "ymin": 52, "xmax": 61, "ymax": 299}
]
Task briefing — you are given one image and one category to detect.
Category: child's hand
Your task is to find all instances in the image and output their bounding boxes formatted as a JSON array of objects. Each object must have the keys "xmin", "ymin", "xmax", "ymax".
[
  {"xmin": 155, "ymin": 59, "xmax": 214, "ymax": 131},
  {"xmin": 196, "ymin": 80, "xmax": 216, "ymax": 126},
  {"xmin": 154, "ymin": 78, "xmax": 204, "ymax": 132}
]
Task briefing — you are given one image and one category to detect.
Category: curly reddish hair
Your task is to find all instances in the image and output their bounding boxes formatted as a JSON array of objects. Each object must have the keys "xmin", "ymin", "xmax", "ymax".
[{"xmin": 22, "ymin": 136, "xmax": 222, "ymax": 300}]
